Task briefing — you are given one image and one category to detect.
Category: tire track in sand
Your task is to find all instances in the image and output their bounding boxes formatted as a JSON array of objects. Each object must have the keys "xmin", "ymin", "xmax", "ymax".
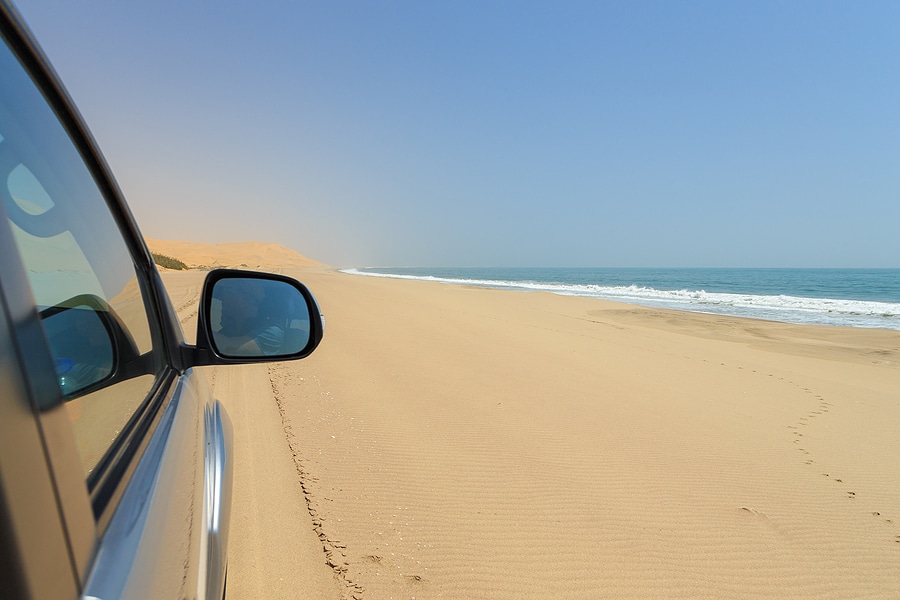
[{"xmin": 268, "ymin": 364, "xmax": 366, "ymax": 600}]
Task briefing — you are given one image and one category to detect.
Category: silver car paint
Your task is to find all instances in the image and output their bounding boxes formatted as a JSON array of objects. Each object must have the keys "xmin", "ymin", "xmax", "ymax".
[{"xmin": 80, "ymin": 368, "xmax": 232, "ymax": 600}]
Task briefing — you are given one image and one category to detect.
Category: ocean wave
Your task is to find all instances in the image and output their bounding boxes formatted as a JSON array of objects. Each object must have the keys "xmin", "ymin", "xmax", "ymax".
[{"xmin": 341, "ymin": 269, "xmax": 900, "ymax": 330}]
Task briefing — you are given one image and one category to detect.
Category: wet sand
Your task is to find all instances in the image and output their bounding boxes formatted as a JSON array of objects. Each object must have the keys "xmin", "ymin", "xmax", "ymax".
[{"xmin": 156, "ymin": 241, "xmax": 900, "ymax": 599}]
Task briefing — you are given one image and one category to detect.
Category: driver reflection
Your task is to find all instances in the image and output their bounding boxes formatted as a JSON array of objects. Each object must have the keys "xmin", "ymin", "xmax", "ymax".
[{"xmin": 212, "ymin": 278, "xmax": 286, "ymax": 356}]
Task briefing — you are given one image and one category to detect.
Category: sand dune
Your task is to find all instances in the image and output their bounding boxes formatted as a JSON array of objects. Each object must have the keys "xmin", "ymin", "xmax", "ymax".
[
  {"xmin": 158, "ymin": 247, "xmax": 900, "ymax": 599},
  {"xmin": 145, "ymin": 238, "xmax": 323, "ymax": 270}
]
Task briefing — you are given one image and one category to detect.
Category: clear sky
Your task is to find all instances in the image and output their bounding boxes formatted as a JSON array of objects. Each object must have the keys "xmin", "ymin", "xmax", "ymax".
[{"xmin": 14, "ymin": 1, "xmax": 900, "ymax": 267}]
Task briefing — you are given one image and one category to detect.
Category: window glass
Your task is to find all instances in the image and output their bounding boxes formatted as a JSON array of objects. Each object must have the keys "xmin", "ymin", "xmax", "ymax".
[{"xmin": 0, "ymin": 36, "xmax": 160, "ymax": 479}]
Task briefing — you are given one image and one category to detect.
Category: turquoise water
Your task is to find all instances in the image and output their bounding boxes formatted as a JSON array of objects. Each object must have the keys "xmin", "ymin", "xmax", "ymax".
[{"xmin": 345, "ymin": 267, "xmax": 900, "ymax": 330}]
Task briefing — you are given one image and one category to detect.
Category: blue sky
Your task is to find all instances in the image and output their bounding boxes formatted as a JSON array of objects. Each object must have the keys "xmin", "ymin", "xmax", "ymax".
[{"xmin": 15, "ymin": 1, "xmax": 900, "ymax": 267}]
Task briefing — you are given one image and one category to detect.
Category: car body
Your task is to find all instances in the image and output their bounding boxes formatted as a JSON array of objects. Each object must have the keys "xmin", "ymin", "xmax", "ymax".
[{"xmin": 0, "ymin": 2, "xmax": 324, "ymax": 598}]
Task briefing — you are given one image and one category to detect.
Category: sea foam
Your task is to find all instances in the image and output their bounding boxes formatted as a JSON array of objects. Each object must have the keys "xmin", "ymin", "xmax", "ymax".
[{"xmin": 341, "ymin": 268, "xmax": 900, "ymax": 330}]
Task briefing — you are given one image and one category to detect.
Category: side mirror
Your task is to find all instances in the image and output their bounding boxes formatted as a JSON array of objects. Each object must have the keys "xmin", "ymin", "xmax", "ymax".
[{"xmin": 189, "ymin": 269, "xmax": 324, "ymax": 366}]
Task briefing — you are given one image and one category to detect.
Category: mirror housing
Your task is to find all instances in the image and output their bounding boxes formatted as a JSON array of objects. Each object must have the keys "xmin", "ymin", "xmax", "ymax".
[{"xmin": 183, "ymin": 269, "xmax": 324, "ymax": 367}]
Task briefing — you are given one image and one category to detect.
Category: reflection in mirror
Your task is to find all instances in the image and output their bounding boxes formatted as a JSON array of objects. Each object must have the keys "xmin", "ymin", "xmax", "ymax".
[
  {"xmin": 41, "ymin": 304, "xmax": 115, "ymax": 397},
  {"xmin": 210, "ymin": 277, "xmax": 311, "ymax": 357}
]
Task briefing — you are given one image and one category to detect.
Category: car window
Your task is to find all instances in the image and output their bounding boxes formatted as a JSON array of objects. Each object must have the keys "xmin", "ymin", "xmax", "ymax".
[{"xmin": 0, "ymin": 36, "xmax": 162, "ymax": 480}]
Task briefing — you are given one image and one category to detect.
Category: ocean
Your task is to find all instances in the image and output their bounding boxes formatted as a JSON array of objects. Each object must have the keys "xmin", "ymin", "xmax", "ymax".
[{"xmin": 342, "ymin": 267, "xmax": 900, "ymax": 331}]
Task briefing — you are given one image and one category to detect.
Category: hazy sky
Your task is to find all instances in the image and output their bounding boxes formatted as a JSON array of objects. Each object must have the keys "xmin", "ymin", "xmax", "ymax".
[{"xmin": 14, "ymin": 1, "xmax": 900, "ymax": 267}]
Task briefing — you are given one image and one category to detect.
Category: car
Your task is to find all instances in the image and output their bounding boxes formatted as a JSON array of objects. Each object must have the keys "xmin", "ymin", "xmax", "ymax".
[{"xmin": 0, "ymin": 2, "xmax": 324, "ymax": 598}]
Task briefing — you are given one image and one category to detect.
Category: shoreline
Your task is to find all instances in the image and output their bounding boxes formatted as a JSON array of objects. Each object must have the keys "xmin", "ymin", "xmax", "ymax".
[{"xmin": 342, "ymin": 266, "xmax": 900, "ymax": 331}]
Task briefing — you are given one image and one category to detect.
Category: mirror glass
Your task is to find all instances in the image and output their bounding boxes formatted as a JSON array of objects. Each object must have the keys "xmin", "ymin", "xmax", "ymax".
[
  {"xmin": 41, "ymin": 304, "xmax": 116, "ymax": 397},
  {"xmin": 210, "ymin": 277, "xmax": 311, "ymax": 357}
]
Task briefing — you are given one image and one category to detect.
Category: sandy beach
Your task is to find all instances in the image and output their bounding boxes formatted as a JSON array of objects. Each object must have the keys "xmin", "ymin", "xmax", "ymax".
[{"xmin": 153, "ymin": 241, "xmax": 900, "ymax": 599}]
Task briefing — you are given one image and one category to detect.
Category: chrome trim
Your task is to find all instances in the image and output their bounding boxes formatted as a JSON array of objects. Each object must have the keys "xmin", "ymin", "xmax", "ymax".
[{"xmin": 204, "ymin": 400, "xmax": 233, "ymax": 600}]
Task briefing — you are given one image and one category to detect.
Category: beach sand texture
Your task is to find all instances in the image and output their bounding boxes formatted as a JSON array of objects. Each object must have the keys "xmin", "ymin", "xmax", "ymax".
[{"xmin": 154, "ymin": 241, "xmax": 900, "ymax": 599}]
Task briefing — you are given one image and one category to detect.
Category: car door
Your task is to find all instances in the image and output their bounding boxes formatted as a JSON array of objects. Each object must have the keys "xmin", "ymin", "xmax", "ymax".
[{"xmin": 0, "ymin": 5, "xmax": 228, "ymax": 598}]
